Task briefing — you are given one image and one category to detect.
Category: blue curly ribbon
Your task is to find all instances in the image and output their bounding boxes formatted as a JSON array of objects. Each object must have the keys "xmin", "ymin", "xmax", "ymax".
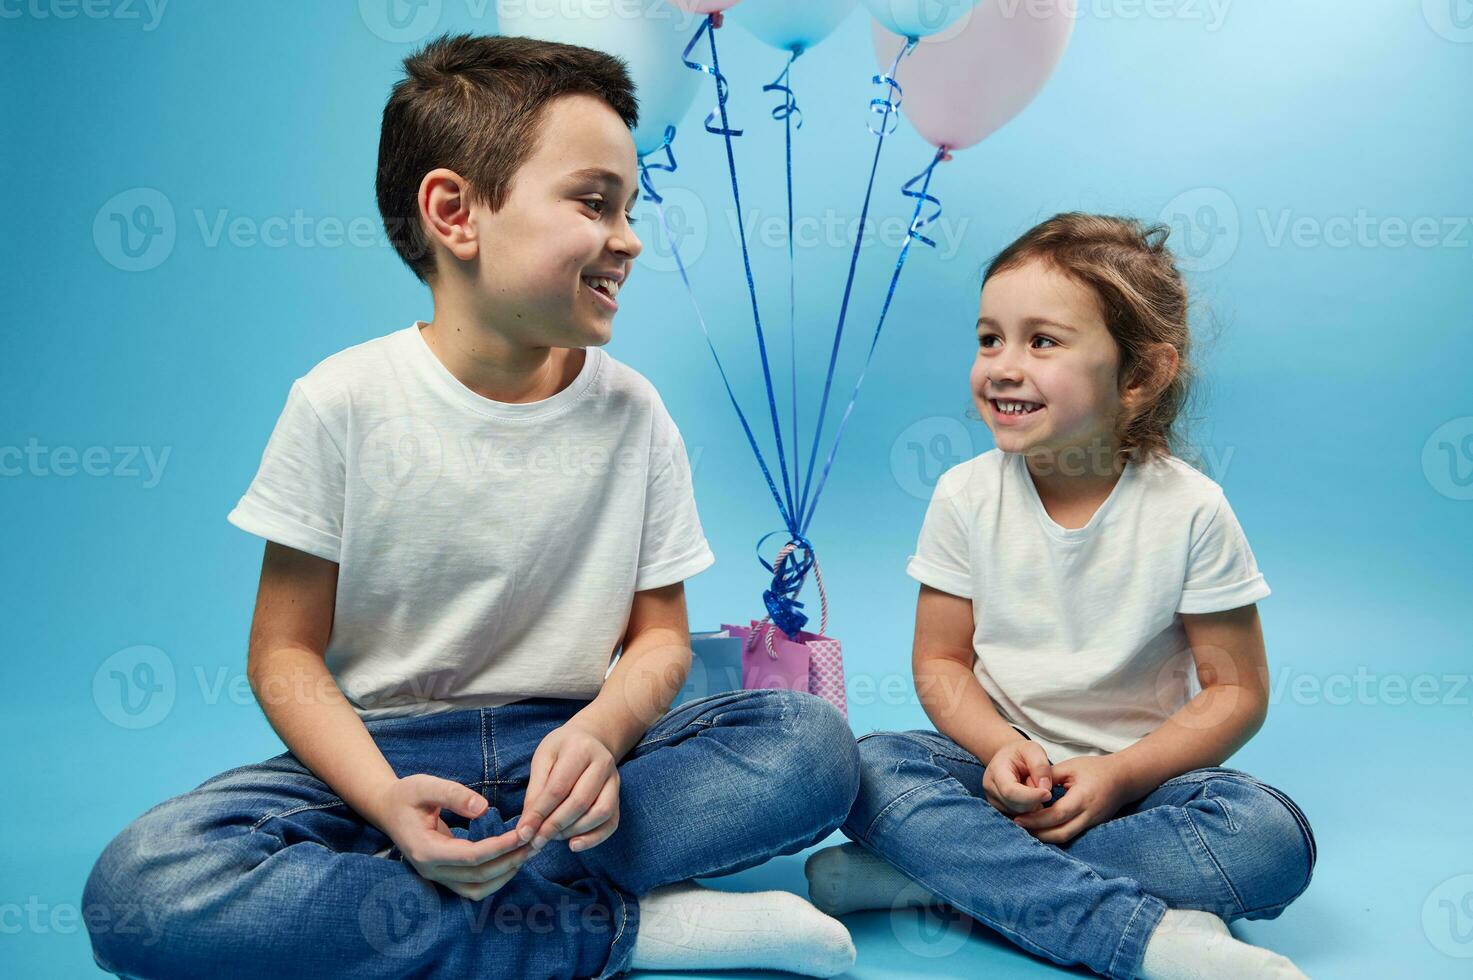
[
  {"xmin": 795, "ymin": 38, "xmax": 918, "ymax": 532},
  {"xmin": 756, "ymin": 531, "xmax": 816, "ymax": 636},
  {"xmin": 681, "ymin": 15, "xmax": 743, "ymax": 137},
  {"xmin": 800, "ymin": 146, "xmax": 948, "ymax": 534},
  {"xmin": 762, "ymin": 48, "xmax": 804, "ymax": 131}
]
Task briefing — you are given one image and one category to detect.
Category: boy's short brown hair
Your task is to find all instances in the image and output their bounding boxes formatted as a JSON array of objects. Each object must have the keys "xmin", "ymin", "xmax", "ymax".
[{"xmin": 376, "ymin": 33, "xmax": 640, "ymax": 283}]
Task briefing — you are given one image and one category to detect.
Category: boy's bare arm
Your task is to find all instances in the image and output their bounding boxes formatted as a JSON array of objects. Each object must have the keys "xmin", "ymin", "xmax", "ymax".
[
  {"xmin": 512, "ymin": 582, "xmax": 693, "ymax": 853},
  {"xmin": 245, "ymin": 542, "xmax": 531, "ymax": 899},
  {"xmin": 244, "ymin": 541, "xmax": 400, "ymax": 827},
  {"xmin": 570, "ymin": 581, "xmax": 694, "ymax": 761}
]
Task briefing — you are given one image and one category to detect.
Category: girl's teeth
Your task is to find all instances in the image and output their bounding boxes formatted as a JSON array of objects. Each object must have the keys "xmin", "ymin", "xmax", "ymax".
[{"xmin": 996, "ymin": 399, "xmax": 1042, "ymax": 415}]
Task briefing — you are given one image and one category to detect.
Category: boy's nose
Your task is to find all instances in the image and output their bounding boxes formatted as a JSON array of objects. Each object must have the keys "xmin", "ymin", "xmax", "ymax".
[{"xmin": 614, "ymin": 226, "xmax": 642, "ymax": 260}]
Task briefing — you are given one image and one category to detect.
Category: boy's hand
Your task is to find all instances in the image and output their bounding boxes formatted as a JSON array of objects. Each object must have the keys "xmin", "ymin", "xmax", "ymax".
[
  {"xmin": 516, "ymin": 720, "xmax": 621, "ymax": 854},
  {"xmin": 372, "ymin": 774, "xmax": 531, "ymax": 901},
  {"xmin": 983, "ymin": 738, "xmax": 1055, "ymax": 816},
  {"xmin": 1011, "ymin": 754, "xmax": 1135, "ymax": 845}
]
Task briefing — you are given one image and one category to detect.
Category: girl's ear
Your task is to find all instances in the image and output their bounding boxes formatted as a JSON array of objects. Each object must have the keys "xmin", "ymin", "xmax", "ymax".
[{"xmin": 1123, "ymin": 342, "xmax": 1180, "ymax": 409}]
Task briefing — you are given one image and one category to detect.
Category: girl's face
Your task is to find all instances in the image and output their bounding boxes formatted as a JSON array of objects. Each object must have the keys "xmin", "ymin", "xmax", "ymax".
[{"xmin": 970, "ymin": 259, "xmax": 1126, "ymax": 462}]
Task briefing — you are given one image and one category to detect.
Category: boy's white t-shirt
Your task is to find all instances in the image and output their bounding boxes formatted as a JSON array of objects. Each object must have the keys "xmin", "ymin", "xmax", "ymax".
[
  {"xmin": 227, "ymin": 322, "xmax": 715, "ymax": 721},
  {"xmin": 906, "ymin": 448, "xmax": 1270, "ymax": 764}
]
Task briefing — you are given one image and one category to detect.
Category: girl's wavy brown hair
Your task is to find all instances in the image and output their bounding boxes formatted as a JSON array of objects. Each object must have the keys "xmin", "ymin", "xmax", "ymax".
[{"xmin": 982, "ymin": 212, "xmax": 1200, "ymax": 464}]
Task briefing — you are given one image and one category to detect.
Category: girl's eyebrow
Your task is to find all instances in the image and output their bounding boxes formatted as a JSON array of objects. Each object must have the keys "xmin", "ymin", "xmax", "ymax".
[
  {"xmin": 977, "ymin": 315, "xmax": 1078, "ymax": 333},
  {"xmin": 564, "ymin": 167, "xmax": 640, "ymax": 208}
]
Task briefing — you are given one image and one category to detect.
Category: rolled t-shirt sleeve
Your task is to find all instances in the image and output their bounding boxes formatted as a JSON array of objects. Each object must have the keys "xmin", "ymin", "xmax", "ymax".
[
  {"xmin": 1176, "ymin": 492, "xmax": 1270, "ymax": 614},
  {"xmin": 634, "ymin": 404, "xmax": 714, "ymax": 591},
  {"xmin": 905, "ymin": 467, "xmax": 974, "ymax": 600},
  {"xmin": 227, "ymin": 379, "xmax": 346, "ymax": 562}
]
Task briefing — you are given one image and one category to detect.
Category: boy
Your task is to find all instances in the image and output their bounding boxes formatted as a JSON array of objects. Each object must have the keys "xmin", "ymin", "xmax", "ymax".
[{"xmin": 83, "ymin": 33, "xmax": 859, "ymax": 979}]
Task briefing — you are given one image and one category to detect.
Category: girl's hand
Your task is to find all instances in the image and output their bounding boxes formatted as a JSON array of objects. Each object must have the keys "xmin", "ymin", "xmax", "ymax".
[
  {"xmin": 983, "ymin": 738, "xmax": 1055, "ymax": 815},
  {"xmin": 372, "ymin": 774, "xmax": 532, "ymax": 901},
  {"xmin": 1011, "ymin": 754, "xmax": 1135, "ymax": 845},
  {"xmin": 516, "ymin": 720, "xmax": 622, "ymax": 854}
]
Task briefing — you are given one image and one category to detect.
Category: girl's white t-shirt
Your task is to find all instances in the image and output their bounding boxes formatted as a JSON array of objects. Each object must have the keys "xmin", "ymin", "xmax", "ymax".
[
  {"xmin": 907, "ymin": 448, "xmax": 1270, "ymax": 764},
  {"xmin": 227, "ymin": 323, "xmax": 715, "ymax": 721}
]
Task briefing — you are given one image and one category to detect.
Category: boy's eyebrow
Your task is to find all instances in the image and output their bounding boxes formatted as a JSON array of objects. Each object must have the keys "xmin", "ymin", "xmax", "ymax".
[
  {"xmin": 977, "ymin": 315, "xmax": 1078, "ymax": 333},
  {"xmin": 564, "ymin": 167, "xmax": 639, "ymax": 207}
]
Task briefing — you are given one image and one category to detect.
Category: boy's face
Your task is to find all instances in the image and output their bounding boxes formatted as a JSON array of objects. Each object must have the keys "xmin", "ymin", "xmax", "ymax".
[
  {"xmin": 970, "ymin": 258, "xmax": 1125, "ymax": 462},
  {"xmin": 467, "ymin": 93, "xmax": 643, "ymax": 348}
]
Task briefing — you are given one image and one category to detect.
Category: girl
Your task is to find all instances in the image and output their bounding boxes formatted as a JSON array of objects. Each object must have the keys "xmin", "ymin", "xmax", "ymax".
[{"xmin": 805, "ymin": 213, "xmax": 1317, "ymax": 979}]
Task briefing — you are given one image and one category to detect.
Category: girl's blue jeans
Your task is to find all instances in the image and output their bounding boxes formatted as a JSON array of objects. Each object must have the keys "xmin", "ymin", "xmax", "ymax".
[
  {"xmin": 843, "ymin": 729, "xmax": 1318, "ymax": 980},
  {"xmin": 82, "ymin": 689, "xmax": 861, "ymax": 980}
]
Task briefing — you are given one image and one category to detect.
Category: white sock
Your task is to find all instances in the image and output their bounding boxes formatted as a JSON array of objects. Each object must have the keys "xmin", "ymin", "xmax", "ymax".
[
  {"xmin": 630, "ymin": 879, "xmax": 856, "ymax": 977},
  {"xmin": 1139, "ymin": 908, "xmax": 1309, "ymax": 979},
  {"xmin": 804, "ymin": 842, "xmax": 947, "ymax": 916}
]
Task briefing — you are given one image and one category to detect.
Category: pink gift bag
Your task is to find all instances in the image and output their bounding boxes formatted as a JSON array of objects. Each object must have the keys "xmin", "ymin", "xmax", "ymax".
[{"xmin": 724, "ymin": 620, "xmax": 848, "ymax": 720}]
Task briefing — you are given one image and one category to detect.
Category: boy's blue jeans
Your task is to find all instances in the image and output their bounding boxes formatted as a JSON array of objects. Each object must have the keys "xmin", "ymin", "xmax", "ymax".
[
  {"xmin": 843, "ymin": 729, "xmax": 1318, "ymax": 980},
  {"xmin": 82, "ymin": 689, "xmax": 861, "ymax": 980}
]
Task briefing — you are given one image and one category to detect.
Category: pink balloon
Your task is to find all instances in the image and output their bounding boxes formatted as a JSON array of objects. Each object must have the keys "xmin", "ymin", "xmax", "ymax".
[
  {"xmin": 669, "ymin": 0, "xmax": 742, "ymax": 12},
  {"xmin": 872, "ymin": 0, "xmax": 1073, "ymax": 151}
]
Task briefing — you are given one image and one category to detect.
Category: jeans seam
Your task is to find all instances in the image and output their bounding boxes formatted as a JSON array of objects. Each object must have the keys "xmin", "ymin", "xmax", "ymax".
[
  {"xmin": 1173, "ymin": 773, "xmax": 1318, "ymax": 901},
  {"xmin": 1106, "ymin": 894, "xmax": 1161, "ymax": 980},
  {"xmin": 479, "ymin": 709, "xmax": 489, "ymax": 790},
  {"xmin": 1178, "ymin": 804, "xmax": 1247, "ymax": 915},
  {"xmin": 632, "ymin": 718, "xmax": 715, "ymax": 750},
  {"xmin": 593, "ymin": 885, "xmax": 631, "ymax": 979},
  {"xmin": 249, "ymin": 798, "xmax": 344, "ymax": 832},
  {"xmin": 860, "ymin": 775, "xmax": 955, "ymax": 841}
]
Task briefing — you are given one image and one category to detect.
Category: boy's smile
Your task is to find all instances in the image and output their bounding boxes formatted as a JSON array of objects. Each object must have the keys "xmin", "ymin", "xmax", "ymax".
[{"xmin": 461, "ymin": 92, "xmax": 644, "ymax": 349}]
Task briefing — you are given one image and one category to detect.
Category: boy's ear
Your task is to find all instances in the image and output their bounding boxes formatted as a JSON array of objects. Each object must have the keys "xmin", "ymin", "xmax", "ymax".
[{"xmin": 419, "ymin": 168, "xmax": 480, "ymax": 267}]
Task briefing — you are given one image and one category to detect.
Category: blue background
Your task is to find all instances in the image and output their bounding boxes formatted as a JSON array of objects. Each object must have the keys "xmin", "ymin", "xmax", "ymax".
[{"xmin": 4, "ymin": 1, "xmax": 1471, "ymax": 976}]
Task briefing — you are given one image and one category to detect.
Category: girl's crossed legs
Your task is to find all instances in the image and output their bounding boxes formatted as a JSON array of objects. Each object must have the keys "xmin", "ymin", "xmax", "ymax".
[{"xmin": 820, "ymin": 729, "xmax": 1316, "ymax": 980}]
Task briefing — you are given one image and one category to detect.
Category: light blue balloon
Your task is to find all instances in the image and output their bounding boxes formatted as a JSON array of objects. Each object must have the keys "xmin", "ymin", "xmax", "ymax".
[
  {"xmin": 728, "ymin": 0, "xmax": 858, "ymax": 53},
  {"xmin": 860, "ymin": 0, "xmax": 978, "ymax": 39},
  {"xmin": 495, "ymin": 0, "xmax": 701, "ymax": 156}
]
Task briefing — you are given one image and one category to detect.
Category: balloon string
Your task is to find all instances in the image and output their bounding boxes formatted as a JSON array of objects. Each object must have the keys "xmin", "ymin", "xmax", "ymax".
[
  {"xmin": 682, "ymin": 13, "xmax": 799, "ymax": 529},
  {"xmin": 801, "ymin": 146, "xmax": 948, "ymax": 536},
  {"xmin": 795, "ymin": 37, "xmax": 918, "ymax": 531},
  {"xmin": 638, "ymin": 129, "xmax": 798, "ymax": 534},
  {"xmin": 762, "ymin": 46, "xmax": 805, "ymax": 540}
]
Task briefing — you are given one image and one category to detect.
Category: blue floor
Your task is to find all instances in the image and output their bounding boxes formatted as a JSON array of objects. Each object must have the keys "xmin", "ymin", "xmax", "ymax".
[{"xmin": 12, "ymin": 673, "xmax": 1468, "ymax": 978}]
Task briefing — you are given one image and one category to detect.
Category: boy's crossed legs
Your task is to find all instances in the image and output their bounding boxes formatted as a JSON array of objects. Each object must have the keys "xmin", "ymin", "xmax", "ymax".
[{"xmin": 83, "ymin": 688, "xmax": 860, "ymax": 980}]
